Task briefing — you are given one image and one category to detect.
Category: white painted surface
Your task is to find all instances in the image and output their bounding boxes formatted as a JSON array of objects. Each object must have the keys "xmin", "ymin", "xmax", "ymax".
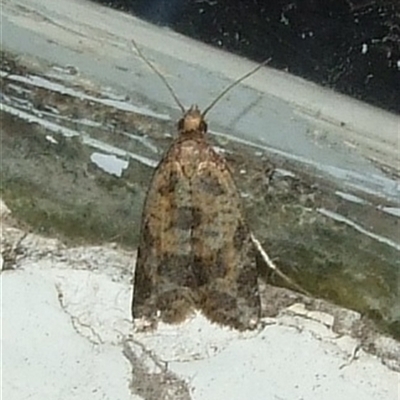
[
  {"xmin": 90, "ymin": 152, "xmax": 129, "ymax": 177},
  {"xmin": 168, "ymin": 325, "xmax": 396, "ymax": 400},
  {"xmin": 2, "ymin": 271, "xmax": 137, "ymax": 400},
  {"xmin": 2, "ymin": 220, "xmax": 399, "ymax": 400}
]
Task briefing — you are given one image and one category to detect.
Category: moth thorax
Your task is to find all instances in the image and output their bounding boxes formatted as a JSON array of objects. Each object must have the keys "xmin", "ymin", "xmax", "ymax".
[{"xmin": 178, "ymin": 105, "xmax": 208, "ymax": 134}]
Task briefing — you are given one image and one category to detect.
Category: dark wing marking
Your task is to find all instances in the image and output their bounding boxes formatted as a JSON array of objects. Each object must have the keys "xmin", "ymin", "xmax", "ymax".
[
  {"xmin": 190, "ymin": 146, "xmax": 260, "ymax": 330},
  {"xmin": 132, "ymin": 145, "xmax": 198, "ymax": 324}
]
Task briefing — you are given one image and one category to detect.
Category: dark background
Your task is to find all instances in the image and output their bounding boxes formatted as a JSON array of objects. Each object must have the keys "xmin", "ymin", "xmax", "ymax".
[{"xmin": 92, "ymin": 0, "xmax": 400, "ymax": 114}]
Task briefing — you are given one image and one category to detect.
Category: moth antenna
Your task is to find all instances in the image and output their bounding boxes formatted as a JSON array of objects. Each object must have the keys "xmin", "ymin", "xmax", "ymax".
[
  {"xmin": 250, "ymin": 233, "xmax": 311, "ymax": 297},
  {"xmin": 131, "ymin": 39, "xmax": 186, "ymax": 114},
  {"xmin": 202, "ymin": 57, "xmax": 271, "ymax": 117}
]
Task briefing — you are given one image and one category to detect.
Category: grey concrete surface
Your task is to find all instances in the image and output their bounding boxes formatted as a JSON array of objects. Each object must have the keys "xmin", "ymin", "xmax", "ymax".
[{"xmin": 1, "ymin": 0, "xmax": 399, "ymax": 201}]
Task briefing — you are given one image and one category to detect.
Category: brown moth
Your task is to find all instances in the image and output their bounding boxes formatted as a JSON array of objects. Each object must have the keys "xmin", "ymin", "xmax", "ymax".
[{"xmin": 131, "ymin": 40, "xmax": 270, "ymax": 330}]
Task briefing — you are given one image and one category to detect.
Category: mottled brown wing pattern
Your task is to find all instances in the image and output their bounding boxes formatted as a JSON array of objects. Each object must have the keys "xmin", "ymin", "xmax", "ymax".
[
  {"xmin": 190, "ymin": 145, "xmax": 260, "ymax": 330},
  {"xmin": 133, "ymin": 144, "xmax": 198, "ymax": 324},
  {"xmin": 132, "ymin": 108, "xmax": 261, "ymax": 331}
]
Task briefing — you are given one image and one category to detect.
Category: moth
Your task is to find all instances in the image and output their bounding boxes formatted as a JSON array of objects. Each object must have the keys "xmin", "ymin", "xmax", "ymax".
[{"xmin": 131, "ymin": 40, "xmax": 270, "ymax": 330}]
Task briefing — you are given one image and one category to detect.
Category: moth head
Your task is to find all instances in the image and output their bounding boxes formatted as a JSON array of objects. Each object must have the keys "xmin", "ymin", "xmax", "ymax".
[{"xmin": 178, "ymin": 105, "xmax": 208, "ymax": 134}]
